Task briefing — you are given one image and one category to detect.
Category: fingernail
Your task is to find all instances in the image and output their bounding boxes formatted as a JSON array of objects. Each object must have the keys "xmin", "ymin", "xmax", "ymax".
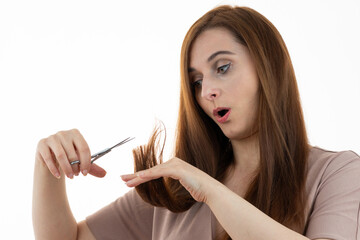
[
  {"xmin": 126, "ymin": 179, "xmax": 135, "ymax": 187},
  {"xmin": 55, "ymin": 173, "xmax": 61, "ymax": 179},
  {"xmin": 82, "ymin": 170, "xmax": 88, "ymax": 176},
  {"xmin": 69, "ymin": 173, "xmax": 74, "ymax": 179},
  {"xmin": 75, "ymin": 172, "xmax": 79, "ymax": 176}
]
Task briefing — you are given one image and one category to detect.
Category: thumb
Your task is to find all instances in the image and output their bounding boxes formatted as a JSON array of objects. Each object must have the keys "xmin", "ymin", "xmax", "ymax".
[{"xmin": 89, "ymin": 163, "xmax": 107, "ymax": 178}]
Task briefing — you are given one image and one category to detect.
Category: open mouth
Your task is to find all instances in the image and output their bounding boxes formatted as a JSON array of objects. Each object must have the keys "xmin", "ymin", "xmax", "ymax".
[
  {"xmin": 218, "ymin": 109, "xmax": 229, "ymax": 117},
  {"xmin": 213, "ymin": 107, "xmax": 231, "ymax": 123}
]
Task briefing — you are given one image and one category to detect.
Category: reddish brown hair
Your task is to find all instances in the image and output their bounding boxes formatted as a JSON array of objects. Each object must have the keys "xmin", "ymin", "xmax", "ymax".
[{"xmin": 133, "ymin": 5, "xmax": 309, "ymax": 238}]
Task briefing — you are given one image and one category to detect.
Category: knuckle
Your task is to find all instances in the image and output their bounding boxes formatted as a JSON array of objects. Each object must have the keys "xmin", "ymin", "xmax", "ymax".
[
  {"xmin": 37, "ymin": 138, "xmax": 46, "ymax": 146},
  {"xmin": 55, "ymin": 152, "xmax": 66, "ymax": 161},
  {"xmin": 47, "ymin": 134, "xmax": 57, "ymax": 144},
  {"xmin": 72, "ymin": 165, "xmax": 80, "ymax": 173},
  {"xmin": 42, "ymin": 155, "xmax": 52, "ymax": 164},
  {"xmin": 36, "ymin": 138, "xmax": 47, "ymax": 151},
  {"xmin": 43, "ymin": 137, "xmax": 50, "ymax": 145},
  {"xmin": 56, "ymin": 130, "xmax": 67, "ymax": 138},
  {"xmin": 67, "ymin": 154, "xmax": 78, "ymax": 162},
  {"xmin": 80, "ymin": 163, "xmax": 90, "ymax": 171},
  {"xmin": 71, "ymin": 128, "xmax": 80, "ymax": 135},
  {"xmin": 55, "ymin": 129, "xmax": 80, "ymax": 139},
  {"xmin": 42, "ymin": 156, "xmax": 56, "ymax": 170},
  {"xmin": 82, "ymin": 161, "xmax": 91, "ymax": 168},
  {"xmin": 48, "ymin": 165, "xmax": 58, "ymax": 174},
  {"xmin": 78, "ymin": 147, "xmax": 90, "ymax": 157},
  {"xmin": 169, "ymin": 157, "xmax": 181, "ymax": 166},
  {"xmin": 59, "ymin": 162, "xmax": 72, "ymax": 174},
  {"xmin": 40, "ymin": 149, "xmax": 51, "ymax": 161}
]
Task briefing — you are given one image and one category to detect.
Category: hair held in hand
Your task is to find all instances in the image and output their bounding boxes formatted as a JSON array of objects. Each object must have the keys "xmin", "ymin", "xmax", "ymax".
[
  {"xmin": 133, "ymin": 5, "xmax": 309, "ymax": 238},
  {"xmin": 133, "ymin": 124, "xmax": 198, "ymax": 212}
]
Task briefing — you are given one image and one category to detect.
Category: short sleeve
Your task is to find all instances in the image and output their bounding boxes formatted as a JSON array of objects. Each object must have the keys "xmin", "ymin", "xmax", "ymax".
[
  {"xmin": 86, "ymin": 189, "xmax": 154, "ymax": 240},
  {"xmin": 306, "ymin": 151, "xmax": 360, "ymax": 240}
]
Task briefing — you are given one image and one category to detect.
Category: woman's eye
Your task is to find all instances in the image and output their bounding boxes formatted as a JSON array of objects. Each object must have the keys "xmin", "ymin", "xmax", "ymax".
[
  {"xmin": 217, "ymin": 63, "xmax": 231, "ymax": 74},
  {"xmin": 192, "ymin": 79, "xmax": 202, "ymax": 89}
]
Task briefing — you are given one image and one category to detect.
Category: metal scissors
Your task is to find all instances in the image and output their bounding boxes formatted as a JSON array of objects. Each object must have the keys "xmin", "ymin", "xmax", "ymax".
[{"xmin": 70, "ymin": 137, "xmax": 134, "ymax": 165}]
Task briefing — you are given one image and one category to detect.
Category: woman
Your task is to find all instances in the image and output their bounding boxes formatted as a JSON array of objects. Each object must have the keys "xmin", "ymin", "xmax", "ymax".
[{"xmin": 32, "ymin": 5, "xmax": 360, "ymax": 240}]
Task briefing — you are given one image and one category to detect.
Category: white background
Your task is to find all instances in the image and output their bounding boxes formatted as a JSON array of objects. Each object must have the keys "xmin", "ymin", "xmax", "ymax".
[{"xmin": 0, "ymin": 0, "xmax": 359, "ymax": 238}]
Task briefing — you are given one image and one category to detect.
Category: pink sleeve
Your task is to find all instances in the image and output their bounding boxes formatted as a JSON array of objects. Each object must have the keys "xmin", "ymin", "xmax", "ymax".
[
  {"xmin": 86, "ymin": 189, "xmax": 154, "ymax": 240},
  {"xmin": 305, "ymin": 151, "xmax": 360, "ymax": 240}
]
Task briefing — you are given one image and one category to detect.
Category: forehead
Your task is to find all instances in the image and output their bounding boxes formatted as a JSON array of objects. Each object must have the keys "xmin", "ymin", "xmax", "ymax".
[{"xmin": 189, "ymin": 28, "xmax": 241, "ymax": 66}]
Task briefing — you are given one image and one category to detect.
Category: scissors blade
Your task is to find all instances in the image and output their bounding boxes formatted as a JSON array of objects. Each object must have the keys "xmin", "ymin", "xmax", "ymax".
[
  {"xmin": 70, "ymin": 137, "xmax": 134, "ymax": 165},
  {"xmin": 108, "ymin": 137, "xmax": 135, "ymax": 151}
]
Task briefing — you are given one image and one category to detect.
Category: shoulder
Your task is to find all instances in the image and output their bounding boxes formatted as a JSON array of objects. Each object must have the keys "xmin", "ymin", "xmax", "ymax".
[
  {"xmin": 307, "ymin": 146, "xmax": 360, "ymax": 178},
  {"xmin": 306, "ymin": 146, "xmax": 360, "ymax": 210},
  {"xmin": 304, "ymin": 147, "xmax": 360, "ymax": 239},
  {"xmin": 306, "ymin": 146, "xmax": 360, "ymax": 212},
  {"xmin": 306, "ymin": 146, "xmax": 360, "ymax": 196},
  {"xmin": 308, "ymin": 146, "xmax": 360, "ymax": 162}
]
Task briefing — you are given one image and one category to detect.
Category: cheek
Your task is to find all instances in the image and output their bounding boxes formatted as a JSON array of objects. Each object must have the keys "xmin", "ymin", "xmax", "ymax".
[
  {"xmin": 244, "ymin": 92, "xmax": 260, "ymax": 127},
  {"xmin": 231, "ymin": 83, "xmax": 259, "ymax": 119},
  {"xmin": 196, "ymin": 97, "xmax": 212, "ymax": 117}
]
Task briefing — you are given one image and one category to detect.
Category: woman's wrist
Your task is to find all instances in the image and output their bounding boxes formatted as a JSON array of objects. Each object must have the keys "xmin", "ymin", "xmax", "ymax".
[{"xmin": 202, "ymin": 176, "xmax": 228, "ymax": 206}]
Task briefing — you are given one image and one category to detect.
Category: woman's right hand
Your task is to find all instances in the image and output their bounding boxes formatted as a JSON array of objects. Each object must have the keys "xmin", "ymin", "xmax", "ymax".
[{"xmin": 36, "ymin": 129, "xmax": 107, "ymax": 179}]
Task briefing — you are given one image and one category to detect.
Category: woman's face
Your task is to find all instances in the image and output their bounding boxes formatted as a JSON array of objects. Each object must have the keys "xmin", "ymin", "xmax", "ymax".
[{"xmin": 189, "ymin": 27, "xmax": 259, "ymax": 140}]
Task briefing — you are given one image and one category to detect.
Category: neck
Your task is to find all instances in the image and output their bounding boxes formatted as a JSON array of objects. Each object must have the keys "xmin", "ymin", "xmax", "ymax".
[{"xmin": 230, "ymin": 132, "xmax": 260, "ymax": 175}]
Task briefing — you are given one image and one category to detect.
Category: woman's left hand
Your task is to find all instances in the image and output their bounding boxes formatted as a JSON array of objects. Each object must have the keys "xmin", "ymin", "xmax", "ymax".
[{"xmin": 121, "ymin": 157, "xmax": 216, "ymax": 203}]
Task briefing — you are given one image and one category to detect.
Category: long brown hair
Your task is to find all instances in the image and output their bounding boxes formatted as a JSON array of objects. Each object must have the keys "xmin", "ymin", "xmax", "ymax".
[{"xmin": 133, "ymin": 5, "xmax": 309, "ymax": 237}]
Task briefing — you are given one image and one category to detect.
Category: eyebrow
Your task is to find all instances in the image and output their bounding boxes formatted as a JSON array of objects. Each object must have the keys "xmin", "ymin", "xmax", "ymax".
[
  {"xmin": 207, "ymin": 50, "xmax": 235, "ymax": 62},
  {"xmin": 188, "ymin": 50, "xmax": 235, "ymax": 72}
]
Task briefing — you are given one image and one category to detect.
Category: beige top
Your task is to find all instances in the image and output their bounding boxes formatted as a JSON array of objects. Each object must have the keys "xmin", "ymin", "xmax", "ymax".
[{"xmin": 86, "ymin": 147, "xmax": 360, "ymax": 239}]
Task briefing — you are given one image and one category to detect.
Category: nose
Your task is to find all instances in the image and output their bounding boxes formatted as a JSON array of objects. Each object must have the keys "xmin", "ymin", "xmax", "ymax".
[{"xmin": 200, "ymin": 77, "xmax": 221, "ymax": 101}]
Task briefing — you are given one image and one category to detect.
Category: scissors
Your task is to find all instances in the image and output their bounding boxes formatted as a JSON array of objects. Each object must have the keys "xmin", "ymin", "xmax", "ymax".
[{"xmin": 70, "ymin": 137, "xmax": 134, "ymax": 165}]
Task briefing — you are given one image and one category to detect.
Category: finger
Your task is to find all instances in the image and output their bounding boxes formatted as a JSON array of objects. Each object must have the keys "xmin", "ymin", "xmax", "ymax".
[
  {"xmin": 120, "ymin": 173, "xmax": 140, "ymax": 181},
  {"xmin": 47, "ymin": 135, "xmax": 74, "ymax": 179},
  {"xmin": 123, "ymin": 176, "xmax": 147, "ymax": 187},
  {"xmin": 57, "ymin": 132, "xmax": 81, "ymax": 176},
  {"xmin": 124, "ymin": 174, "xmax": 161, "ymax": 187},
  {"xmin": 140, "ymin": 162, "xmax": 179, "ymax": 180},
  {"xmin": 89, "ymin": 163, "xmax": 107, "ymax": 178},
  {"xmin": 123, "ymin": 167, "xmax": 174, "ymax": 187},
  {"xmin": 71, "ymin": 129, "xmax": 91, "ymax": 176},
  {"xmin": 72, "ymin": 163, "xmax": 80, "ymax": 176},
  {"xmin": 123, "ymin": 158, "xmax": 188, "ymax": 187},
  {"xmin": 37, "ymin": 143, "xmax": 61, "ymax": 179}
]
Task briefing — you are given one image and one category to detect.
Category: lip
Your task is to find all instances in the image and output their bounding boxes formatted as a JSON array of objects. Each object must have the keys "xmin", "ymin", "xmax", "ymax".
[{"xmin": 213, "ymin": 107, "xmax": 231, "ymax": 123}]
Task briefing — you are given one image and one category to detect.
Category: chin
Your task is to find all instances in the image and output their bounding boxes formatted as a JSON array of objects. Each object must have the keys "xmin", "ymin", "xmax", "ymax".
[
  {"xmin": 221, "ymin": 129, "xmax": 244, "ymax": 140},
  {"xmin": 222, "ymin": 127, "xmax": 257, "ymax": 141}
]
